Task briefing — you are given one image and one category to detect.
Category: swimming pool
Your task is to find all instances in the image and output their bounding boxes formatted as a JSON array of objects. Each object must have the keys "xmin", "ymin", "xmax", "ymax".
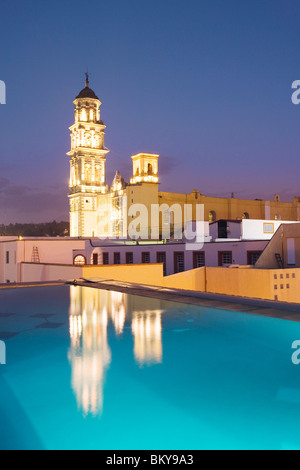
[{"xmin": 0, "ymin": 284, "xmax": 300, "ymax": 450}]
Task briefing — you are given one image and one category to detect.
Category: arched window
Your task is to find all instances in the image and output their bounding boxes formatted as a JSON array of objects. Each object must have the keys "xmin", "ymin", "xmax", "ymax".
[
  {"xmin": 80, "ymin": 109, "xmax": 87, "ymax": 122},
  {"xmin": 89, "ymin": 109, "xmax": 94, "ymax": 121},
  {"xmin": 84, "ymin": 132, "xmax": 91, "ymax": 147},
  {"xmin": 148, "ymin": 163, "xmax": 153, "ymax": 175},
  {"xmin": 85, "ymin": 164, "xmax": 91, "ymax": 184},
  {"xmin": 95, "ymin": 165, "xmax": 101, "ymax": 184},
  {"xmin": 75, "ymin": 164, "xmax": 79, "ymax": 184},
  {"xmin": 209, "ymin": 211, "xmax": 216, "ymax": 222},
  {"xmin": 242, "ymin": 212, "xmax": 250, "ymax": 219},
  {"xmin": 94, "ymin": 134, "xmax": 101, "ymax": 148},
  {"xmin": 74, "ymin": 255, "xmax": 86, "ymax": 266}
]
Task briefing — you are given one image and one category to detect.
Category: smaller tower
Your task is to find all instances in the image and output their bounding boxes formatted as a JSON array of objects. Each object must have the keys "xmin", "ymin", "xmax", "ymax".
[{"xmin": 130, "ymin": 153, "xmax": 159, "ymax": 184}]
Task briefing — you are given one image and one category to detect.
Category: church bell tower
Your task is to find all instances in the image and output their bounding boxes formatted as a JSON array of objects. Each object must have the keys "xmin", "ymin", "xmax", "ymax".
[{"xmin": 67, "ymin": 74, "xmax": 109, "ymax": 237}]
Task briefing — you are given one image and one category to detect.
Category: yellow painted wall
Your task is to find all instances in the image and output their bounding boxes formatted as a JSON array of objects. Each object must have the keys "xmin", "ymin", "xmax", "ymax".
[
  {"xmin": 20, "ymin": 259, "xmax": 300, "ymax": 304},
  {"xmin": 206, "ymin": 267, "xmax": 273, "ymax": 299},
  {"xmin": 163, "ymin": 267, "xmax": 206, "ymax": 291},
  {"xmin": 84, "ymin": 263, "xmax": 300, "ymax": 303},
  {"xmin": 83, "ymin": 263, "xmax": 164, "ymax": 286},
  {"xmin": 270, "ymin": 269, "xmax": 300, "ymax": 303}
]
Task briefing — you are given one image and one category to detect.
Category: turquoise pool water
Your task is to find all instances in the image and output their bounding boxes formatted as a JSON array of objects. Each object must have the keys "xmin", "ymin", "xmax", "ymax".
[{"xmin": 1, "ymin": 285, "xmax": 300, "ymax": 450}]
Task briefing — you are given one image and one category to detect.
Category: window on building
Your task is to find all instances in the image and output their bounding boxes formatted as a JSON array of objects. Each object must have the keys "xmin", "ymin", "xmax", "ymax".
[
  {"xmin": 80, "ymin": 109, "xmax": 87, "ymax": 122},
  {"xmin": 157, "ymin": 252, "xmax": 167, "ymax": 276},
  {"xmin": 174, "ymin": 252, "xmax": 185, "ymax": 273},
  {"xmin": 92, "ymin": 253, "xmax": 98, "ymax": 265},
  {"xmin": 142, "ymin": 252, "xmax": 150, "ymax": 264},
  {"xmin": 126, "ymin": 252, "xmax": 133, "ymax": 264},
  {"xmin": 114, "ymin": 252, "xmax": 121, "ymax": 265},
  {"xmin": 74, "ymin": 255, "xmax": 86, "ymax": 266},
  {"xmin": 103, "ymin": 253, "xmax": 109, "ymax": 265},
  {"xmin": 209, "ymin": 211, "xmax": 216, "ymax": 223},
  {"xmin": 263, "ymin": 223, "xmax": 274, "ymax": 234},
  {"xmin": 218, "ymin": 251, "xmax": 232, "ymax": 266},
  {"xmin": 6, "ymin": 251, "xmax": 9, "ymax": 264},
  {"xmin": 247, "ymin": 251, "xmax": 262, "ymax": 266},
  {"xmin": 193, "ymin": 251, "xmax": 205, "ymax": 269}
]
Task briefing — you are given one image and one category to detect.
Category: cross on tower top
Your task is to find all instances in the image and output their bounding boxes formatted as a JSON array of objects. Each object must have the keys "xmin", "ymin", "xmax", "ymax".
[{"xmin": 85, "ymin": 72, "xmax": 89, "ymax": 88}]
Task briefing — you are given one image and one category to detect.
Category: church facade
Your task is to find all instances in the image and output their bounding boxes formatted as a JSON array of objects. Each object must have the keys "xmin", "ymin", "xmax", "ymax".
[{"xmin": 68, "ymin": 78, "xmax": 300, "ymax": 238}]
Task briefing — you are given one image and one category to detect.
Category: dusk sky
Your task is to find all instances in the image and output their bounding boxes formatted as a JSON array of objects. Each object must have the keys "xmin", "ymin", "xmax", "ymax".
[{"xmin": 1, "ymin": 0, "xmax": 300, "ymax": 223}]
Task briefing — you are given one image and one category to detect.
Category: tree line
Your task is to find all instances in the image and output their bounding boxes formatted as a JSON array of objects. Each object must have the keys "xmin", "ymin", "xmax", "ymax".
[{"xmin": 0, "ymin": 221, "xmax": 70, "ymax": 237}]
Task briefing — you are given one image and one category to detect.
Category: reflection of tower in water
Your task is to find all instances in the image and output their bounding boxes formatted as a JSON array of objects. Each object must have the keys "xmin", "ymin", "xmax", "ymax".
[
  {"xmin": 68, "ymin": 286, "xmax": 164, "ymax": 414},
  {"xmin": 68, "ymin": 286, "xmax": 112, "ymax": 416},
  {"xmin": 131, "ymin": 310, "xmax": 163, "ymax": 366},
  {"xmin": 110, "ymin": 291, "xmax": 126, "ymax": 335}
]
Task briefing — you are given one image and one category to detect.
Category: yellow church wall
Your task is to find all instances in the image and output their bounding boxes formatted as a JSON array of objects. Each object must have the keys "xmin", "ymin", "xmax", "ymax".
[
  {"xmin": 126, "ymin": 183, "xmax": 159, "ymax": 238},
  {"xmin": 158, "ymin": 191, "xmax": 264, "ymax": 221},
  {"xmin": 158, "ymin": 191, "xmax": 300, "ymax": 223}
]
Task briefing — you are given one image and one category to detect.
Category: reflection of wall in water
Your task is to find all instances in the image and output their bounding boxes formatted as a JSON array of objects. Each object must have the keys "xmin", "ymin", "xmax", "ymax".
[
  {"xmin": 126, "ymin": 294, "xmax": 165, "ymax": 366},
  {"xmin": 131, "ymin": 309, "xmax": 163, "ymax": 365}
]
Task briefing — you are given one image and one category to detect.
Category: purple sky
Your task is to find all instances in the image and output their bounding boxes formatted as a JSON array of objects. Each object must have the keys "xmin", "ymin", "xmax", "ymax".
[{"xmin": 0, "ymin": 0, "xmax": 300, "ymax": 223}]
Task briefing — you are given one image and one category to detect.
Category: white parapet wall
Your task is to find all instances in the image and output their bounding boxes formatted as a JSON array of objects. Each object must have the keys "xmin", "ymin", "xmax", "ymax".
[
  {"xmin": 241, "ymin": 219, "xmax": 300, "ymax": 241},
  {"xmin": 20, "ymin": 263, "xmax": 83, "ymax": 283}
]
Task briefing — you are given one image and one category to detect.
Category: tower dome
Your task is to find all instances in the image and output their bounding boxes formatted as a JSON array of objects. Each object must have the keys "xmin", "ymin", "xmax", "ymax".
[{"xmin": 75, "ymin": 73, "xmax": 99, "ymax": 100}]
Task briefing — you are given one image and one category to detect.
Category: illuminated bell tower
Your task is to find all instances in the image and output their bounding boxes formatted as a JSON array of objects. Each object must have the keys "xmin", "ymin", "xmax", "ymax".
[
  {"xmin": 130, "ymin": 154, "xmax": 159, "ymax": 184},
  {"xmin": 67, "ymin": 74, "xmax": 109, "ymax": 237}
]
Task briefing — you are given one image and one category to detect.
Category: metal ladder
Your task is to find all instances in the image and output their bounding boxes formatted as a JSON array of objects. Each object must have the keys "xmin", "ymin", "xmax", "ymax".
[
  {"xmin": 31, "ymin": 246, "xmax": 40, "ymax": 263},
  {"xmin": 275, "ymin": 253, "xmax": 283, "ymax": 269}
]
